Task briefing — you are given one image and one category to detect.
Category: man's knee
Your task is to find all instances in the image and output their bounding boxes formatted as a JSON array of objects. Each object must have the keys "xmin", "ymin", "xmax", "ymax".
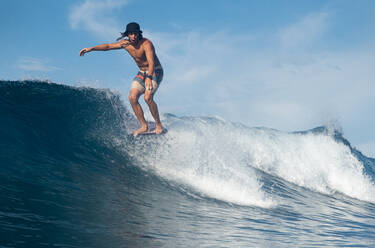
[
  {"xmin": 128, "ymin": 93, "xmax": 139, "ymax": 105},
  {"xmin": 144, "ymin": 93, "xmax": 154, "ymax": 105}
]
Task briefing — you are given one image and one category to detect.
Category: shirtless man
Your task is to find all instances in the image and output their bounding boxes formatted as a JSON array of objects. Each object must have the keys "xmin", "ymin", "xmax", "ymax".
[{"xmin": 79, "ymin": 22, "xmax": 164, "ymax": 136}]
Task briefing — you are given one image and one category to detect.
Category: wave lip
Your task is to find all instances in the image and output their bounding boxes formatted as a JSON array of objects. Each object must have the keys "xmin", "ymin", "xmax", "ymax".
[{"xmin": 243, "ymin": 126, "xmax": 375, "ymax": 203}]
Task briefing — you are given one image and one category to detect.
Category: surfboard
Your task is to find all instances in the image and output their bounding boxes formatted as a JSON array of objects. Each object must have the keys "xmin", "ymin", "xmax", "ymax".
[{"xmin": 136, "ymin": 128, "xmax": 168, "ymax": 136}]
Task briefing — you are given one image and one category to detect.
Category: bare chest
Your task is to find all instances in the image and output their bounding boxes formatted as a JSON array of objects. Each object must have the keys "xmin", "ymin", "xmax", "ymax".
[{"xmin": 125, "ymin": 46, "xmax": 146, "ymax": 60}]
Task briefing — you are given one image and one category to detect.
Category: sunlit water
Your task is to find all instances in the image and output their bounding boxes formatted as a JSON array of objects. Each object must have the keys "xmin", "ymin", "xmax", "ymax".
[{"xmin": 1, "ymin": 80, "xmax": 374, "ymax": 247}]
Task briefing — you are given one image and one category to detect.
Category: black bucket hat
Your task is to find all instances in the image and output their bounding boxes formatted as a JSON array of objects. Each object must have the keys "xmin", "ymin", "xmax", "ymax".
[
  {"xmin": 117, "ymin": 22, "xmax": 142, "ymax": 41},
  {"xmin": 124, "ymin": 22, "xmax": 142, "ymax": 35}
]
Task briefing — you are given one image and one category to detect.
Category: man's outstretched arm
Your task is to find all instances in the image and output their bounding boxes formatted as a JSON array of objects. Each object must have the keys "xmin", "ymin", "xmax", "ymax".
[{"xmin": 79, "ymin": 40, "xmax": 129, "ymax": 56}]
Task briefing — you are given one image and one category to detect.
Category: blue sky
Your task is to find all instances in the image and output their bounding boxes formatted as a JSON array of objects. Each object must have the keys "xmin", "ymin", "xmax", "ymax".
[{"xmin": 1, "ymin": 0, "xmax": 375, "ymax": 157}]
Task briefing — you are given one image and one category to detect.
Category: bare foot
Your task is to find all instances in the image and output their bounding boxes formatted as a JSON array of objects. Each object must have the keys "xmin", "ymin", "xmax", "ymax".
[
  {"xmin": 133, "ymin": 126, "xmax": 149, "ymax": 137},
  {"xmin": 154, "ymin": 125, "xmax": 163, "ymax": 135}
]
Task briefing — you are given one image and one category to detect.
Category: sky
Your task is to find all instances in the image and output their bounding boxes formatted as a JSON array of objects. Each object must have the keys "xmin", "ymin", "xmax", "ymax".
[{"xmin": 1, "ymin": 0, "xmax": 374, "ymax": 157}]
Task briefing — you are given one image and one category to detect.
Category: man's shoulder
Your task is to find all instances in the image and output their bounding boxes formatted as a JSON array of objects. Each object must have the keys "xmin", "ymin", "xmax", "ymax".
[{"xmin": 141, "ymin": 38, "xmax": 153, "ymax": 46}]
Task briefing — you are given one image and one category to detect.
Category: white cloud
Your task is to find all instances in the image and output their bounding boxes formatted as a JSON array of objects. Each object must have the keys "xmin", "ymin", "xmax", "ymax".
[
  {"xmin": 69, "ymin": 0, "xmax": 128, "ymax": 38},
  {"xmin": 278, "ymin": 11, "xmax": 331, "ymax": 50},
  {"xmin": 16, "ymin": 57, "xmax": 61, "ymax": 72}
]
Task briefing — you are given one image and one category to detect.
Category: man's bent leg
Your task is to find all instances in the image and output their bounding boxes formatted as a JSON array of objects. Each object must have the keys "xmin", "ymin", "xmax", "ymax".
[
  {"xmin": 128, "ymin": 88, "xmax": 149, "ymax": 136},
  {"xmin": 144, "ymin": 90, "xmax": 163, "ymax": 134}
]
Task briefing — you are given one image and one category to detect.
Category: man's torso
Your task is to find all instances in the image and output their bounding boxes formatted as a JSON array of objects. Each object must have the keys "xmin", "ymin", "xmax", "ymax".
[{"xmin": 124, "ymin": 38, "xmax": 161, "ymax": 71}]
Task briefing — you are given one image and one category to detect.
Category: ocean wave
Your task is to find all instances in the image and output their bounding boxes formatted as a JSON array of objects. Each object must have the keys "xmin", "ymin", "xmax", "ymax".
[{"xmin": 1, "ymin": 80, "xmax": 375, "ymax": 208}]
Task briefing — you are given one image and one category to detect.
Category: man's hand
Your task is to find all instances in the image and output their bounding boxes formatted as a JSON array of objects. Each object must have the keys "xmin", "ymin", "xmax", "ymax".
[
  {"xmin": 79, "ymin": 48, "xmax": 91, "ymax": 56},
  {"xmin": 145, "ymin": 77, "xmax": 153, "ymax": 91},
  {"xmin": 122, "ymin": 39, "xmax": 131, "ymax": 47}
]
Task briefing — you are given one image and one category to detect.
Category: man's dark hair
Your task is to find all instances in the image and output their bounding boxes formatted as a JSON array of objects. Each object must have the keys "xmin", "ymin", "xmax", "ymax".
[{"xmin": 116, "ymin": 31, "xmax": 143, "ymax": 41}]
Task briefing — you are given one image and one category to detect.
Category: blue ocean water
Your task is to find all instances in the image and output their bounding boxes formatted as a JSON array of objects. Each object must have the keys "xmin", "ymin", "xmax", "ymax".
[{"xmin": 1, "ymin": 80, "xmax": 375, "ymax": 247}]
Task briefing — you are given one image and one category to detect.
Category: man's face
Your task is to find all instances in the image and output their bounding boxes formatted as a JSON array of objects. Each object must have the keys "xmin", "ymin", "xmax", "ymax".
[{"xmin": 128, "ymin": 32, "xmax": 139, "ymax": 43}]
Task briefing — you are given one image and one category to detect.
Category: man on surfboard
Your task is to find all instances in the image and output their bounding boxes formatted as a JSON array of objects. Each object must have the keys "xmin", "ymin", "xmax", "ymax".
[{"xmin": 79, "ymin": 22, "xmax": 164, "ymax": 136}]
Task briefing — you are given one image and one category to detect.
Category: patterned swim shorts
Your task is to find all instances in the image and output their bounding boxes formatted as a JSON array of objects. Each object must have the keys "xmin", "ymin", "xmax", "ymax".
[{"xmin": 131, "ymin": 65, "xmax": 163, "ymax": 94}]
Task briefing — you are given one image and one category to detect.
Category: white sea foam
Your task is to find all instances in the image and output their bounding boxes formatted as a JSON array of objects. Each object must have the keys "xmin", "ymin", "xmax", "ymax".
[
  {"xmin": 130, "ymin": 115, "xmax": 375, "ymax": 206},
  {"xmin": 131, "ymin": 117, "xmax": 275, "ymax": 207},
  {"xmin": 244, "ymin": 128, "xmax": 375, "ymax": 202}
]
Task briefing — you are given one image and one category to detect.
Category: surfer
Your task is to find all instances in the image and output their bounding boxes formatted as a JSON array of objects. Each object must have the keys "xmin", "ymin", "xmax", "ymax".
[{"xmin": 79, "ymin": 22, "xmax": 164, "ymax": 136}]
